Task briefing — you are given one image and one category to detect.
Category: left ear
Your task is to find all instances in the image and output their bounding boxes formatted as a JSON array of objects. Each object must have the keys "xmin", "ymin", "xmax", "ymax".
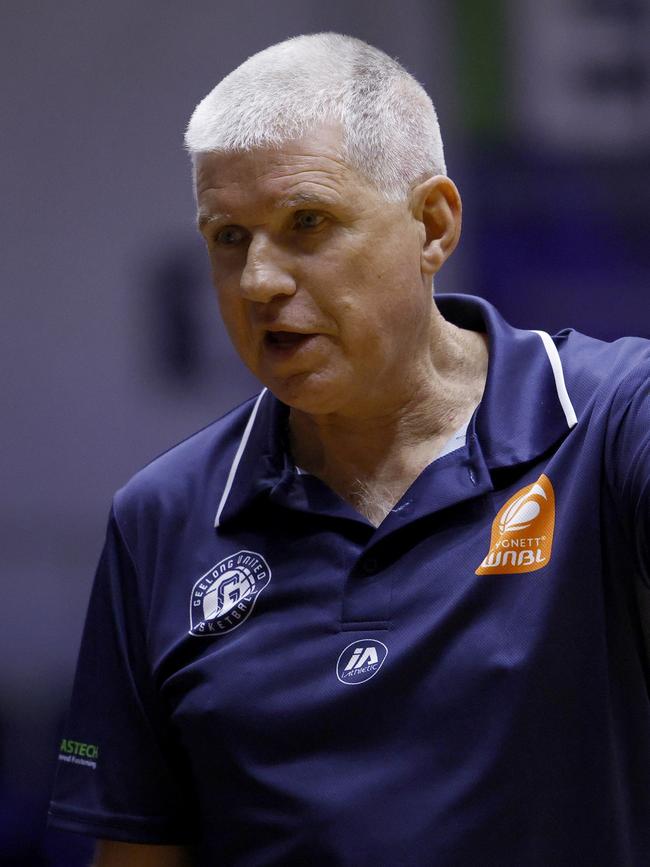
[{"xmin": 411, "ymin": 175, "xmax": 462, "ymax": 276}]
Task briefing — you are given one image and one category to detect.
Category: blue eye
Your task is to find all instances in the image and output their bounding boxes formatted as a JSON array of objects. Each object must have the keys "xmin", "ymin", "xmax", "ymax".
[
  {"xmin": 215, "ymin": 226, "xmax": 246, "ymax": 245},
  {"xmin": 294, "ymin": 211, "xmax": 325, "ymax": 230}
]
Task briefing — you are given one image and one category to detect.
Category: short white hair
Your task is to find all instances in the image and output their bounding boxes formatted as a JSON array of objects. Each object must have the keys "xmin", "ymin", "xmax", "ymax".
[{"xmin": 185, "ymin": 33, "xmax": 446, "ymax": 202}]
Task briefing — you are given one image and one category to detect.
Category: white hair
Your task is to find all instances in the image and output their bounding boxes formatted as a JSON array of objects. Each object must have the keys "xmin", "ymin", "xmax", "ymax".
[{"xmin": 184, "ymin": 33, "xmax": 446, "ymax": 202}]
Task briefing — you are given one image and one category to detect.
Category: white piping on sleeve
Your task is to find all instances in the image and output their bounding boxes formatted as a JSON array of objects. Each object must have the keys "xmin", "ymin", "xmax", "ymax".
[
  {"xmin": 214, "ymin": 388, "xmax": 268, "ymax": 528},
  {"xmin": 531, "ymin": 330, "xmax": 578, "ymax": 429}
]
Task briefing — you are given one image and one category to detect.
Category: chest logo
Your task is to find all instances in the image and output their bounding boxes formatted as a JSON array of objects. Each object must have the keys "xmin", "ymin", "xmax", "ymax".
[
  {"xmin": 189, "ymin": 550, "xmax": 271, "ymax": 637},
  {"xmin": 336, "ymin": 639, "xmax": 388, "ymax": 685},
  {"xmin": 476, "ymin": 474, "xmax": 556, "ymax": 575}
]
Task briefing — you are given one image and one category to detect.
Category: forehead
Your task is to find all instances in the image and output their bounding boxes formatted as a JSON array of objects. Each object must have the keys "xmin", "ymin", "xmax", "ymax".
[{"xmin": 195, "ymin": 124, "xmax": 375, "ymax": 224}]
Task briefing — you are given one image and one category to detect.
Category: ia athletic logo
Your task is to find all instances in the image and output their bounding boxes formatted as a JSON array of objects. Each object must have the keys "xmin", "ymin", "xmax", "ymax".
[
  {"xmin": 476, "ymin": 474, "xmax": 556, "ymax": 575},
  {"xmin": 336, "ymin": 639, "xmax": 388, "ymax": 685},
  {"xmin": 189, "ymin": 550, "xmax": 271, "ymax": 637}
]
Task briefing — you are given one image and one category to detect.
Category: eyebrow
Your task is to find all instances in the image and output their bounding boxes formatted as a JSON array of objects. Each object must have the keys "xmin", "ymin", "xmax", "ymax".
[
  {"xmin": 197, "ymin": 211, "xmax": 232, "ymax": 231},
  {"xmin": 196, "ymin": 191, "xmax": 339, "ymax": 230}
]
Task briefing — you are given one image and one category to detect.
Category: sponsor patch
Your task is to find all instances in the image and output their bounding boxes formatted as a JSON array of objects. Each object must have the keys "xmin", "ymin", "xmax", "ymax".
[
  {"xmin": 476, "ymin": 474, "xmax": 556, "ymax": 575},
  {"xmin": 190, "ymin": 550, "xmax": 271, "ymax": 636},
  {"xmin": 336, "ymin": 639, "xmax": 388, "ymax": 685},
  {"xmin": 58, "ymin": 739, "xmax": 99, "ymax": 770}
]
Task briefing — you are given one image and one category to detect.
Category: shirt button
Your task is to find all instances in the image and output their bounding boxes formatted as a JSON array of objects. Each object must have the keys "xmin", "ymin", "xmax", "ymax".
[{"xmin": 360, "ymin": 556, "xmax": 379, "ymax": 575}]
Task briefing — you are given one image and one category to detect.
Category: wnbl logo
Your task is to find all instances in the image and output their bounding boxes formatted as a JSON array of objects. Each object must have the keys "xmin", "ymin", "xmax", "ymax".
[
  {"xmin": 336, "ymin": 639, "xmax": 388, "ymax": 685},
  {"xmin": 476, "ymin": 474, "xmax": 556, "ymax": 575}
]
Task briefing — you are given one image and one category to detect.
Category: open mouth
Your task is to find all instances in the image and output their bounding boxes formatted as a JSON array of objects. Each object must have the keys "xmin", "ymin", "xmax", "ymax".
[{"xmin": 264, "ymin": 331, "xmax": 313, "ymax": 349}]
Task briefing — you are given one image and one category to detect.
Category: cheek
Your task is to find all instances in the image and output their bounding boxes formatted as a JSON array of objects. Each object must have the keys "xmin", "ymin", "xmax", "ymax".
[
  {"xmin": 211, "ymin": 260, "xmax": 240, "ymax": 310},
  {"xmin": 214, "ymin": 283, "xmax": 250, "ymax": 346},
  {"xmin": 349, "ymin": 226, "xmax": 422, "ymax": 289},
  {"xmin": 341, "ymin": 277, "xmax": 431, "ymax": 361},
  {"xmin": 209, "ymin": 248, "xmax": 245, "ymax": 294}
]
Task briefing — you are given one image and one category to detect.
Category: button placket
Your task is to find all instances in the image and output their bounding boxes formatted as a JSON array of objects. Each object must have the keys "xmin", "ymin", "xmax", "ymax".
[{"xmin": 340, "ymin": 547, "xmax": 393, "ymax": 626}]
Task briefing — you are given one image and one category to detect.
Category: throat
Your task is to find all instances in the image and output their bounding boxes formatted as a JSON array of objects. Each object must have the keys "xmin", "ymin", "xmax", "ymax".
[
  {"xmin": 288, "ymin": 322, "xmax": 488, "ymax": 526},
  {"xmin": 290, "ymin": 408, "xmax": 476, "ymax": 527},
  {"xmin": 347, "ymin": 478, "xmax": 406, "ymax": 527}
]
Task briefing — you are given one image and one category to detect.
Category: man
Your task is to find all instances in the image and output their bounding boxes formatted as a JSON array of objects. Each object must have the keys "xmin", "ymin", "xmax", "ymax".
[{"xmin": 49, "ymin": 33, "xmax": 650, "ymax": 866}]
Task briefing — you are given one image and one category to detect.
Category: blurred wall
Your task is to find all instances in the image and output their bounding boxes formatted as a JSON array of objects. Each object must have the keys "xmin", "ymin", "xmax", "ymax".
[{"xmin": 1, "ymin": 0, "xmax": 648, "ymax": 861}]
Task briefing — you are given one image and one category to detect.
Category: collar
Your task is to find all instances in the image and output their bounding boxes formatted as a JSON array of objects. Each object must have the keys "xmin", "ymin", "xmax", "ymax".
[
  {"xmin": 437, "ymin": 294, "xmax": 577, "ymax": 469},
  {"xmin": 214, "ymin": 295, "xmax": 578, "ymax": 527}
]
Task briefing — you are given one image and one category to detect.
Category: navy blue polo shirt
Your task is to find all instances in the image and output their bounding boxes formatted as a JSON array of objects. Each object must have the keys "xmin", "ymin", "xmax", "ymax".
[{"xmin": 49, "ymin": 295, "xmax": 650, "ymax": 866}]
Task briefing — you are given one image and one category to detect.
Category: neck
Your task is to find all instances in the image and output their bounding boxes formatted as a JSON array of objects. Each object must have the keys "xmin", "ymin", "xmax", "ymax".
[{"xmin": 289, "ymin": 318, "xmax": 489, "ymax": 526}]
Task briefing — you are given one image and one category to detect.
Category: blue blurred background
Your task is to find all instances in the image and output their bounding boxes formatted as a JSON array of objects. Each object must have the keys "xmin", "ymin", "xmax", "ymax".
[{"xmin": 1, "ymin": 0, "xmax": 648, "ymax": 862}]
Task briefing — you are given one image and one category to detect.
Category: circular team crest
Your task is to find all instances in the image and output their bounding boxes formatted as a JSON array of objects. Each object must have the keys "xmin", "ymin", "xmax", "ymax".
[{"xmin": 189, "ymin": 550, "xmax": 271, "ymax": 637}]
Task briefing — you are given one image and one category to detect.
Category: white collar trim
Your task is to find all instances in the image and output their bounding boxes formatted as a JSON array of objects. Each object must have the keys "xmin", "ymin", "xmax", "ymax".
[
  {"xmin": 531, "ymin": 330, "xmax": 578, "ymax": 429},
  {"xmin": 214, "ymin": 388, "xmax": 268, "ymax": 528}
]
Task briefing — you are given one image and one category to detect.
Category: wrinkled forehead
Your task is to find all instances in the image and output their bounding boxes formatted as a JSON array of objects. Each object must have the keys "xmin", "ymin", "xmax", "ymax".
[
  {"xmin": 193, "ymin": 124, "xmax": 376, "ymax": 223},
  {"xmin": 193, "ymin": 120, "xmax": 347, "ymax": 182}
]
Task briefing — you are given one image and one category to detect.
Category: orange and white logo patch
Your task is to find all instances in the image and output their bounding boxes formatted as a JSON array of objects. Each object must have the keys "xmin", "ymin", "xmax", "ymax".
[{"xmin": 476, "ymin": 474, "xmax": 555, "ymax": 575}]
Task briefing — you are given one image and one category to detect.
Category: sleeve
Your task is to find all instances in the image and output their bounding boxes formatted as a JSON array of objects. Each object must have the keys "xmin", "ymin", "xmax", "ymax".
[
  {"xmin": 607, "ymin": 364, "xmax": 650, "ymax": 588},
  {"xmin": 47, "ymin": 505, "xmax": 196, "ymax": 844}
]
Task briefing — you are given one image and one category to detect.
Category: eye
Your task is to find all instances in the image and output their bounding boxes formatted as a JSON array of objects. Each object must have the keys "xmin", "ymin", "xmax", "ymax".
[
  {"xmin": 214, "ymin": 225, "xmax": 247, "ymax": 246},
  {"xmin": 293, "ymin": 211, "xmax": 326, "ymax": 231}
]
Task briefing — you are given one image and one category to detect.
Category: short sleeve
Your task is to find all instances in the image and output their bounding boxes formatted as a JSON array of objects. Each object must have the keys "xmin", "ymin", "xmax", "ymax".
[
  {"xmin": 607, "ymin": 364, "xmax": 650, "ymax": 587},
  {"xmin": 48, "ymin": 506, "xmax": 195, "ymax": 843}
]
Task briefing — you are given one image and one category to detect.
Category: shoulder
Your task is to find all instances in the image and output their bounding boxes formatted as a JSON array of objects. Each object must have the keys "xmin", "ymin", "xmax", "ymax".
[
  {"xmin": 111, "ymin": 393, "xmax": 261, "ymax": 541},
  {"xmin": 552, "ymin": 328, "xmax": 650, "ymax": 417},
  {"xmin": 552, "ymin": 329, "xmax": 649, "ymax": 510}
]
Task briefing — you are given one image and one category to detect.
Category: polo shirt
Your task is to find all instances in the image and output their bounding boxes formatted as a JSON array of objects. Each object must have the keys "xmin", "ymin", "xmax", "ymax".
[{"xmin": 49, "ymin": 295, "xmax": 650, "ymax": 866}]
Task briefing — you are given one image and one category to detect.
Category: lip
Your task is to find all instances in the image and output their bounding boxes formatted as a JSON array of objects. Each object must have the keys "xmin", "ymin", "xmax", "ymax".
[{"xmin": 263, "ymin": 329, "xmax": 320, "ymax": 358}]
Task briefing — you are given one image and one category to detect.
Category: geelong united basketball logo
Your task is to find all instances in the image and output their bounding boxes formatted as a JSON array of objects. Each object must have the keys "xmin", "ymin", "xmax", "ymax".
[
  {"xmin": 476, "ymin": 474, "xmax": 556, "ymax": 575},
  {"xmin": 189, "ymin": 551, "xmax": 271, "ymax": 636}
]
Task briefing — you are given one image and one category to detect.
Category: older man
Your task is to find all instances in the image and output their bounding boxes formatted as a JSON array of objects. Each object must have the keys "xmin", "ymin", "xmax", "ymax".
[{"xmin": 49, "ymin": 33, "xmax": 650, "ymax": 866}]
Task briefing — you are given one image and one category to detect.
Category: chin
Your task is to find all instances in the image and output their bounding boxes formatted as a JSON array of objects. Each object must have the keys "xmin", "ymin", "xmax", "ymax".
[{"xmin": 267, "ymin": 370, "xmax": 347, "ymax": 415}]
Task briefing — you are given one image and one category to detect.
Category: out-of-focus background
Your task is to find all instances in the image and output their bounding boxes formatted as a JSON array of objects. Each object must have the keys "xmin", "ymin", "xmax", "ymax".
[{"xmin": 2, "ymin": 0, "xmax": 648, "ymax": 862}]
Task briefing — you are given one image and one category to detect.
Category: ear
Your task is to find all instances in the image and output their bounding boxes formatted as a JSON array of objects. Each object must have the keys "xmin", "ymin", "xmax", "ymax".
[{"xmin": 411, "ymin": 176, "xmax": 462, "ymax": 277}]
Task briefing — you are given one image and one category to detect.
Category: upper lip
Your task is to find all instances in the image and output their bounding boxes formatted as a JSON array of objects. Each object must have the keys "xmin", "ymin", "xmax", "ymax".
[{"xmin": 262, "ymin": 324, "xmax": 319, "ymax": 335}]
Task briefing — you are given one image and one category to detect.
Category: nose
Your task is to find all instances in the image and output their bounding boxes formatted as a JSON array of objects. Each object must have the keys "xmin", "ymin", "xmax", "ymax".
[{"xmin": 239, "ymin": 233, "xmax": 296, "ymax": 302}]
